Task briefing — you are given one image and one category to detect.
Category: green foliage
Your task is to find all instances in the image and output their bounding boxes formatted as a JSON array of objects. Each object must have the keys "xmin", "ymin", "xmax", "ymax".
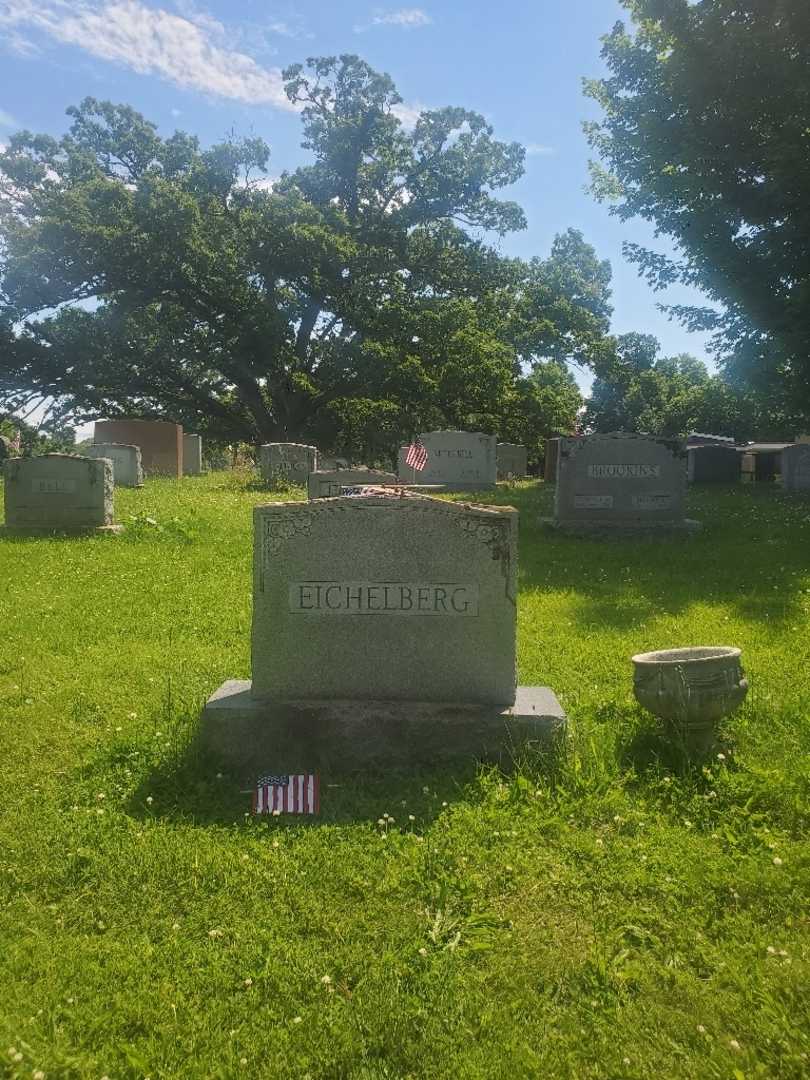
[
  {"xmin": 584, "ymin": 0, "xmax": 810, "ymax": 418},
  {"xmin": 0, "ymin": 58, "xmax": 613, "ymax": 459},
  {"xmin": 1, "ymin": 474, "xmax": 808, "ymax": 1076}
]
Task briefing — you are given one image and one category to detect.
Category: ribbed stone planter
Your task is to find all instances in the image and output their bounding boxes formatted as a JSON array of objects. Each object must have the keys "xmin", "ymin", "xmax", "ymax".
[{"xmin": 632, "ymin": 647, "xmax": 748, "ymax": 744}]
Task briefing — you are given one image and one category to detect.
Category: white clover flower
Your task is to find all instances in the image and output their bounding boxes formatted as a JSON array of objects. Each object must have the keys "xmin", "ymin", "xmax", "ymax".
[
  {"xmin": 208, "ymin": 928, "xmax": 223, "ymax": 938},
  {"xmin": 33, "ymin": 1071, "xmax": 45, "ymax": 1079},
  {"xmin": 729, "ymin": 1039, "xmax": 741, "ymax": 1051},
  {"xmin": 292, "ymin": 1016, "xmax": 302, "ymax": 1024},
  {"xmin": 128, "ymin": 712, "xmax": 137, "ymax": 719},
  {"xmin": 408, "ymin": 814, "xmax": 415, "ymax": 822},
  {"xmin": 244, "ymin": 978, "xmax": 253, "ymax": 988},
  {"xmin": 377, "ymin": 818, "xmax": 386, "ymax": 826},
  {"xmin": 418, "ymin": 947, "xmax": 427, "ymax": 957},
  {"xmin": 240, "ymin": 1058, "xmax": 248, "ymax": 1066},
  {"xmin": 717, "ymin": 752, "xmax": 726, "ymax": 761},
  {"xmin": 697, "ymin": 1025, "xmax": 706, "ymax": 1034},
  {"xmin": 773, "ymin": 856, "xmax": 783, "ymax": 866},
  {"xmin": 146, "ymin": 796, "xmax": 153, "ymax": 805},
  {"xmin": 172, "ymin": 922, "xmax": 180, "ymax": 931},
  {"xmin": 320, "ymin": 975, "xmax": 331, "ymax": 984},
  {"xmin": 767, "ymin": 945, "xmax": 776, "ymax": 955},
  {"xmin": 623, "ymin": 1058, "xmax": 631, "ymax": 1066}
]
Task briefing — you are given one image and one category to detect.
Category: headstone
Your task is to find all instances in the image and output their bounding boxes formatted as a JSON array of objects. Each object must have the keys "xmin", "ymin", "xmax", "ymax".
[
  {"xmin": 2, "ymin": 453, "xmax": 121, "ymax": 533},
  {"xmin": 308, "ymin": 467, "xmax": 397, "ymax": 500},
  {"xmin": 781, "ymin": 443, "xmax": 810, "ymax": 492},
  {"xmin": 544, "ymin": 437, "xmax": 560, "ymax": 483},
  {"xmin": 94, "ymin": 420, "xmax": 182, "ymax": 477},
  {"xmin": 86, "ymin": 443, "xmax": 144, "ymax": 488},
  {"xmin": 200, "ymin": 491, "xmax": 565, "ymax": 773},
  {"xmin": 397, "ymin": 431, "xmax": 496, "ymax": 490},
  {"xmin": 687, "ymin": 445, "xmax": 740, "ymax": 484},
  {"xmin": 183, "ymin": 434, "xmax": 203, "ymax": 476},
  {"xmin": 496, "ymin": 443, "xmax": 528, "ymax": 480},
  {"xmin": 0, "ymin": 435, "xmax": 11, "ymax": 462},
  {"xmin": 550, "ymin": 432, "xmax": 698, "ymax": 532},
  {"xmin": 259, "ymin": 443, "xmax": 318, "ymax": 487}
]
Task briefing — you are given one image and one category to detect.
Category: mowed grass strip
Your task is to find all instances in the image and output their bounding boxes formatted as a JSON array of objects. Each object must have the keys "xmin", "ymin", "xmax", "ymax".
[{"xmin": 1, "ymin": 474, "xmax": 808, "ymax": 1079}]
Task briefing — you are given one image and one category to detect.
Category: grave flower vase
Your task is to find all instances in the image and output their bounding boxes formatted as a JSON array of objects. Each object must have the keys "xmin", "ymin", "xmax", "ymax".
[{"xmin": 631, "ymin": 646, "xmax": 748, "ymax": 747}]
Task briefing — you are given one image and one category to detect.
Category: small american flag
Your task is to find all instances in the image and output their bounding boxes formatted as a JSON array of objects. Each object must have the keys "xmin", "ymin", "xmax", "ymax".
[
  {"xmin": 253, "ymin": 773, "xmax": 319, "ymax": 815},
  {"xmin": 405, "ymin": 440, "xmax": 428, "ymax": 471}
]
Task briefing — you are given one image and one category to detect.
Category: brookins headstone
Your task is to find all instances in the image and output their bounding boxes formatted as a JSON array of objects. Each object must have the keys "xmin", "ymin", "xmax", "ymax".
[
  {"xmin": 259, "ymin": 443, "xmax": 318, "ymax": 487},
  {"xmin": 94, "ymin": 419, "xmax": 183, "ymax": 477},
  {"xmin": 307, "ymin": 467, "xmax": 397, "ymax": 500},
  {"xmin": 86, "ymin": 443, "xmax": 144, "ymax": 488},
  {"xmin": 551, "ymin": 432, "xmax": 698, "ymax": 532},
  {"xmin": 781, "ymin": 443, "xmax": 810, "ymax": 493},
  {"xmin": 2, "ymin": 453, "xmax": 121, "ymax": 533},
  {"xmin": 496, "ymin": 443, "xmax": 528, "ymax": 480},
  {"xmin": 397, "ymin": 431, "xmax": 497, "ymax": 490},
  {"xmin": 201, "ymin": 491, "xmax": 564, "ymax": 773}
]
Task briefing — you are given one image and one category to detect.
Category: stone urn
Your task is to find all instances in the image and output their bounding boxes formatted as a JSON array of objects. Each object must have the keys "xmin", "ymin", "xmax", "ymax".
[{"xmin": 631, "ymin": 647, "xmax": 748, "ymax": 741}]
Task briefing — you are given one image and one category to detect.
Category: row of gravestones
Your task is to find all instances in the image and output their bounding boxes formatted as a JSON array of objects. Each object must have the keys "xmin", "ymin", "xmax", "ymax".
[
  {"xmin": 547, "ymin": 436, "xmax": 810, "ymax": 491},
  {"xmin": 260, "ymin": 433, "xmax": 529, "ymax": 494},
  {"xmin": 0, "ymin": 421, "xmax": 205, "ymax": 533}
]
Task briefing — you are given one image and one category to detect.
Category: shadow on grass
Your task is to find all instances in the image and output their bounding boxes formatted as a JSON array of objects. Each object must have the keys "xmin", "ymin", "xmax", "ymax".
[
  {"xmin": 470, "ymin": 482, "xmax": 810, "ymax": 629},
  {"xmin": 122, "ymin": 708, "xmax": 569, "ymax": 828}
]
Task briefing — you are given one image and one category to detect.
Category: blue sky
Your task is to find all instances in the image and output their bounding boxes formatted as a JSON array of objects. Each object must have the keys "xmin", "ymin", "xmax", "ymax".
[{"xmin": 0, "ymin": 0, "xmax": 715, "ymax": 393}]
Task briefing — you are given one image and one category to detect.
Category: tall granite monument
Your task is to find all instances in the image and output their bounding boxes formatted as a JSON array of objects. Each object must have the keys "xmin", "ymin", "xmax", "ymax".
[
  {"xmin": 2, "ymin": 454, "xmax": 121, "ymax": 533},
  {"xmin": 201, "ymin": 491, "xmax": 564, "ymax": 773},
  {"xmin": 94, "ymin": 420, "xmax": 183, "ymax": 477},
  {"xmin": 183, "ymin": 434, "xmax": 203, "ymax": 476},
  {"xmin": 550, "ymin": 432, "xmax": 698, "ymax": 532}
]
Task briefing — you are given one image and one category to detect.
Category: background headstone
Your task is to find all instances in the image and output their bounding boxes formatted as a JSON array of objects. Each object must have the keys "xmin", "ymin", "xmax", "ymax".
[
  {"xmin": 94, "ymin": 420, "xmax": 182, "ymax": 477},
  {"xmin": 781, "ymin": 443, "xmax": 810, "ymax": 492},
  {"xmin": 3, "ymin": 453, "xmax": 119, "ymax": 532},
  {"xmin": 259, "ymin": 443, "xmax": 318, "ymax": 486},
  {"xmin": 183, "ymin": 434, "xmax": 203, "ymax": 476},
  {"xmin": 554, "ymin": 432, "xmax": 694, "ymax": 530},
  {"xmin": 397, "ymin": 431, "xmax": 497, "ymax": 490},
  {"xmin": 86, "ymin": 443, "xmax": 144, "ymax": 487},
  {"xmin": 496, "ymin": 443, "xmax": 528, "ymax": 480},
  {"xmin": 687, "ymin": 445, "xmax": 740, "ymax": 484},
  {"xmin": 308, "ymin": 467, "xmax": 397, "ymax": 500}
]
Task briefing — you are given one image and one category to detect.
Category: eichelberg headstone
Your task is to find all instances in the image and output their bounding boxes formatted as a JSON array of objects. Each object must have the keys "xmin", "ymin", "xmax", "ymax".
[
  {"xmin": 781, "ymin": 443, "xmax": 810, "ymax": 493},
  {"xmin": 551, "ymin": 432, "xmax": 697, "ymax": 532},
  {"xmin": 497, "ymin": 443, "xmax": 528, "ymax": 480},
  {"xmin": 183, "ymin": 434, "xmax": 203, "ymax": 476},
  {"xmin": 307, "ymin": 467, "xmax": 397, "ymax": 500},
  {"xmin": 201, "ymin": 490, "xmax": 564, "ymax": 772},
  {"xmin": 259, "ymin": 443, "xmax": 318, "ymax": 486},
  {"xmin": 86, "ymin": 443, "xmax": 144, "ymax": 487},
  {"xmin": 397, "ymin": 431, "xmax": 497, "ymax": 490},
  {"xmin": 2, "ymin": 453, "xmax": 121, "ymax": 533}
]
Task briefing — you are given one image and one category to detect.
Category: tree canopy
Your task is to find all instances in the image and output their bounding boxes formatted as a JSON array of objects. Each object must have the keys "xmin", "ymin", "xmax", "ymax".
[
  {"xmin": 584, "ymin": 0, "xmax": 810, "ymax": 420},
  {"xmin": 0, "ymin": 55, "xmax": 615, "ymax": 460}
]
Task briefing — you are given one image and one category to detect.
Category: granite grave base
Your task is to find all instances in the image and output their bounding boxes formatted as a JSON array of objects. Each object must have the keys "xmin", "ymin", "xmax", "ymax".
[
  {"xmin": 1, "ymin": 523, "xmax": 123, "ymax": 536},
  {"xmin": 539, "ymin": 516, "xmax": 701, "ymax": 536},
  {"xmin": 201, "ymin": 679, "xmax": 566, "ymax": 777}
]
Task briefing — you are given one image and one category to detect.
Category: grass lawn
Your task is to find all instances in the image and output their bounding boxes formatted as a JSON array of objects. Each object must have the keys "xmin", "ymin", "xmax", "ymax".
[{"xmin": 1, "ymin": 473, "xmax": 808, "ymax": 1079}]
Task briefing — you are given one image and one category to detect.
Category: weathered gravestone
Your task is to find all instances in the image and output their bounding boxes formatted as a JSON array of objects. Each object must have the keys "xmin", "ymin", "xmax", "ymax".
[
  {"xmin": 183, "ymin": 434, "xmax": 203, "ymax": 476},
  {"xmin": 86, "ymin": 443, "xmax": 144, "ymax": 488},
  {"xmin": 781, "ymin": 443, "xmax": 810, "ymax": 493},
  {"xmin": 497, "ymin": 443, "xmax": 528, "ymax": 480},
  {"xmin": 397, "ymin": 431, "xmax": 497, "ymax": 490},
  {"xmin": 200, "ymin": 491, "xmax": 564, "ymax": 773},
  {"xmin": 94, "ymin": 419, "xmax": 183, "ymax": 477},
  {"xmin": 259, "ymin": 443, "xmax": 318, "ymax": 487},
  {"xmin": 308, "ymin": 467, "xmax": 397, "ymax": 500},
  {"xmin": 549, "ymin": 432, "xmax": 698, "ymax": 532},
  {"xmin": 687, "ymin": 445, "xmax": 740, "ymax": 484},
  {"xmin": 544, "ymin": 437, "xmax": 560, "ymax": 483},
  {"xmin": 2, "ymin": 453, "xmax": 121, "ymax": 533}
]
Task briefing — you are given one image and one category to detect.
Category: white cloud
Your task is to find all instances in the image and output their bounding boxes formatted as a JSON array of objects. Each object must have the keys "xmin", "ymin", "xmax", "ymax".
[
  {"xmin": 0, "ymin": 108, "xmax": 17, "ymax": 128},
  {"xmin": 391, "ymin": 101, "xmax": 426, "ymax": 130},
  {"xmin": 355, "ymin": 7, "xmax": 431, "ymax": 32},
  {"xmin": 0, "ymin": 0, "xmax": 296, "ymax": 110},
  {"xmin": 525, "ymin": 143, "xmax": 556, "ymax": 156}
]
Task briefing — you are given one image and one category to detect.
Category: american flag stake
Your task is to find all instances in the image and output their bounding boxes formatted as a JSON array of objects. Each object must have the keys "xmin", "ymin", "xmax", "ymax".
[
  {"xmin": 404, "ymin": 440, "xmax": 428, "ymax": 472},
  {"xmin": 253, "ymin": 773, "xmax": 319, "ymax": 815}
]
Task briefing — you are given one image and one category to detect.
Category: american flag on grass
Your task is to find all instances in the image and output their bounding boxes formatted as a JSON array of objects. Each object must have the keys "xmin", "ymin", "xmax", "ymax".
[
  {"xmin": 253, "ymin": 773, "xmax": 319, "ymax": 815},
  {"xmin": 405, "ymin": 439, "xmax": 428, "ymax": 471}
]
